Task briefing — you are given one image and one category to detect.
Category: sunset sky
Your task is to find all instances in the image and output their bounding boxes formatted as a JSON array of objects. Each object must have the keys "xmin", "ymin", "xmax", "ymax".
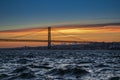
[{"xmin": 0, "ymin": 0, "xmax": 120, "ymax": 48}]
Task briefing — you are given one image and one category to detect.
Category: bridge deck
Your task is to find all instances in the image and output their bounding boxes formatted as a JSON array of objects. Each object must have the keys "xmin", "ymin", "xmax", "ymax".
[{"xmin": 0, "ymin": 39, "xmax": 91, "ymax": 43}]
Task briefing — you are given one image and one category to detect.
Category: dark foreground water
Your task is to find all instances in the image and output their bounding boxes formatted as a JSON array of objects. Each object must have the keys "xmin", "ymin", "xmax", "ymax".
[{"xmin": 0, "ymin": 50, "xmax": 120, "ymax": 80}]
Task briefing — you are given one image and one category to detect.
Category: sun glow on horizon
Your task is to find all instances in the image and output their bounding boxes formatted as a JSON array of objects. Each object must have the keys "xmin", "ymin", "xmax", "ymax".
[{"xmin": 0, "ymin": 25, "xmax": 120, "ymax": 48}]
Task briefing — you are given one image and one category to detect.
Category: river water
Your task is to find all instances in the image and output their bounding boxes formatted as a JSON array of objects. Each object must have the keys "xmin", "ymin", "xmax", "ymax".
[{"xmin": 0, "ymin": 50, "xmax": 120, "ymax": 80}]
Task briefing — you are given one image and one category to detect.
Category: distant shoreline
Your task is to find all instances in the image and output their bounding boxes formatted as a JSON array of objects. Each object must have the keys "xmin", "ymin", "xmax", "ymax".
[{"xmin": 0, "ymin": 42, "xmax": 120, "ymax": 50}]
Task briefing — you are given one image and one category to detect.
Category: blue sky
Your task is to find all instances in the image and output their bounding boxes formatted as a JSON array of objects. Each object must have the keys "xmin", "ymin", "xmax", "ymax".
[{"xmin": 0, "ymin": 0, "xmax": 120, "ymax": 30}]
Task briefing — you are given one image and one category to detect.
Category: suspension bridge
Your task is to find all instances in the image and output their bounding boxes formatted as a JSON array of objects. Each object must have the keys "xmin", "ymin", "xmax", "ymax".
[{"xmin": 0, "ymin": 27, "xmax": 92, "ymax": 49}]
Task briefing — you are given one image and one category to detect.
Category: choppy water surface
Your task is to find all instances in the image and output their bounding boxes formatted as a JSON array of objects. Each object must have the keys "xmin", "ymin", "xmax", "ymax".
[{"xmin": 0, "ymin": 50, "xmax": 120, "ymax": 80}]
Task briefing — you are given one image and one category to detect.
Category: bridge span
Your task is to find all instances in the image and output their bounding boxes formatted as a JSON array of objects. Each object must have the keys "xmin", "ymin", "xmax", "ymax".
[
  {"xmin": 0, "ymin": 27, "xmax": 92, "ymax": 49},
  {"xmin": 0, "ymin": 38, "xmax": 91, "ymax": 43}
]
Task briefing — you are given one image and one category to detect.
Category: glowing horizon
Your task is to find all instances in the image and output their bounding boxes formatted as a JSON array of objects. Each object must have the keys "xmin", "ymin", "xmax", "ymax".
[{"xmin": 0, "ymin": 23, "xmax": 120, "ymax": 48}]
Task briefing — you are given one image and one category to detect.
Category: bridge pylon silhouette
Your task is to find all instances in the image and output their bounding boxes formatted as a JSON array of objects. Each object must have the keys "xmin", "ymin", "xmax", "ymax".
[{"xmin": 48, "ymin": 27, "xmax": 51, "ymax": 49}]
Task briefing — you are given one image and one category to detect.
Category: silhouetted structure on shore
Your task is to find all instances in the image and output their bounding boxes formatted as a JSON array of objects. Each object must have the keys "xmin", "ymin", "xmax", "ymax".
[{"xmin": 1, "ymin": 42, "xmax": 120, "ymax": 50}]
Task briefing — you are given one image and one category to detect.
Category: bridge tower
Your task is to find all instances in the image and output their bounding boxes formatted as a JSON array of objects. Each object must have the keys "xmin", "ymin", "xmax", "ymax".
[{"xmin": 48, "ymin": 27, "xmax": 51, "ymax": 49}]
